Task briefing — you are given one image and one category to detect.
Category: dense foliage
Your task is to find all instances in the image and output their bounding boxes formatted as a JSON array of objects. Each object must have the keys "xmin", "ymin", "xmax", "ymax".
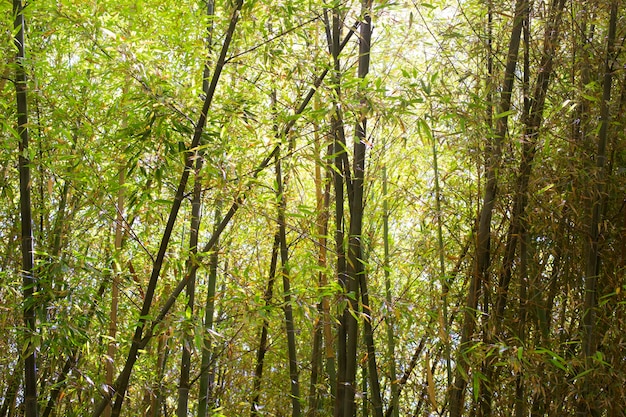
[{"xmin": 1, "ymin": 0, "xmax": 625, "ymax": 416}]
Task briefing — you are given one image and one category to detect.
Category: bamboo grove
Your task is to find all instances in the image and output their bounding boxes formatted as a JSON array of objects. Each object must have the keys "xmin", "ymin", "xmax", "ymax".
[{"xmin": 1, "ymin": 0, "xmax": 625, "ymax": 416}]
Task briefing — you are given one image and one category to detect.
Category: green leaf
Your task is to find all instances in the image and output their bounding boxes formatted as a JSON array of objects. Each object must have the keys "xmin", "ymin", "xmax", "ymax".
[{"xmin": 494, "ymin": 109, "xmax": 515, "ymax": 119}]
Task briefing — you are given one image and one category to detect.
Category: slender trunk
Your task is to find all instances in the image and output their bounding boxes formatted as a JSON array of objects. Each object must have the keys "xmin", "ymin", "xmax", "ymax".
[
  {"xmin": 197, "ymin": 205, "xmax": 221, "ymax": 417},
  {"xmin": 580, "ymin": 4, "xmax": 617, "ymax": 416},
  {"xmin": 361, "ymin": 357, "xmax": 368, "ymax": 417},
  {"xmin": 196, "ymin": 4, "xmax": 217, "ymax": 410},
  {"xmin": 104, "ymin": 74, "xmax": 129, "ymax": 417},
  {"xmin": 332, "ymin": 123, "xmax": 348, "ymax": 417},
  {"xmin": 449, "ymin": 1, "xmax": 526, "ymax": 415},
  {"xmin": 343, "ymin": 218, "xmax": 359, "ymax": 417},
  {"xmin": 308, "ymin": 124, "xmax": 332, "ymax": 416},
  {"xmin": 180, "ymin": 1, "xmax": 215, "ymax": 414},
  {"xmin": 308, "ymin": 321, "xmax": 323, "ymax": 416},
  {"xmin": 148, "ymin": 329, "xmax": 170, "ymax": 417},
  {"xmin": 105, "ymin": 167, "xmax": 125, "ymax": 417},
  {"xmin": 342, "ymin": 4, "xmax": 367, "ymax": 412},
  {"xmin": 513, "ymin": 8, "xmax": 530, "ymax": 417},
  {"xmin": 276, "ymin": 144, "xmax": 302, "ymax": 417},
  {"xmin": 327, "ymin": 9, "xmax": 350, "ymax": 417},
  {"xmin": 13, "ymin": 1, "xmax": 37, "ymax": 415},
  {"xmin": 176, "ymin": 154, "xmax": 203, "ymax": 417},
  {"xmin": 47, "ymin": 172, "xmax": 71, "ymax": 296},
  {"xmin": 349, "ymin": 3, "xmax": 383, "ymax": 416},
  {"xmin": 252, "ymin": 89, "xmax": 300, "ymax": 416},
  {"xmin": 322, "ymin": 208, "xmax": 336, "ymax": 403},
  {"xmin": 250, "ymin": 233, "xmax": 280, "ymax": 416},
  {"xmin": 382, "ymin": 166, "xmax": 399, "ymax": 417},
  {"xmin": 431, "ymin": 134, "xmax": 450, "ymax": 387}
]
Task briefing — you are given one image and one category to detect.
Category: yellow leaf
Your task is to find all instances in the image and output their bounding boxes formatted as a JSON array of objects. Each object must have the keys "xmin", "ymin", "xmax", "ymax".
[
  {"xmin": 438, "ymin": 310, "xmax": 448, "ymax": 343},
  {"xmin": 426, "ymin": 352, "xmax": 437, "ymax": 411}
]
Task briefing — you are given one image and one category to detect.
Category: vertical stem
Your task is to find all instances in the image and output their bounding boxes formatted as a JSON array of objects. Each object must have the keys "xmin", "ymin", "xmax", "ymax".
[
  {"xmin": 276, "ymin": 147, "xmax": 302, "ymax": 417},
  {"xmin": 178, "ymin": 0, "xmax": 218, "ymax": 405},
  {"xmin": 106, "ymin": 167, "xmax": 125, "ymax": 417},
  {"xmin": 198, "ymin": 206, "xmax": 222, "ymax": 417},
  {"xmin": 382, "ymin": 166, "xmax": 399, "ymax": 417},
  {"xmin": 178, "ymin": 0, "xmax": 215, "ymax": 403},
  {"xmin": 13, "ymin": 0, "xmax": 37, "ymax": 415},
  {"xmin": 308, "ymin": 120, "xmax": 333, "ymax": 416},
  {"xmin": 250, "ymin": 233, "xmax": 280, "ymax": 417},
  {"xmin": 352, "ymin": 2, "xmax": 383, "ymax": 416},
  {"xmin": 196, "ymin": 2, "xmax": 217, "ymax": 415},
  {"xmin": 329, "ymin": 8, "xmax": 349, "ymax": 417},
  {"xmin": 177, "ymin": 153, "xmax": 203, "ymax": 417},
  {"xmin": 151, "ymin": 329, "xmax": 170, "ymax": 417},
  {"xmin": 361, "ymin": 356, "xmax": 368, "ymax": 417},
  {"xmin": 432, "ymin": 135, "xmax": 451, "ymax": 387},
  {"xmin": 333, "ymin": 132, "xmax": 348, "ymax": 417}
]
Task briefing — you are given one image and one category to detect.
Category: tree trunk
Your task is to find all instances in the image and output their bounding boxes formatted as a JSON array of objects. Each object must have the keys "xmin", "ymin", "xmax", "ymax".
[
  {"xmin": 327, "ymin": 8, "xmax": 351, "ymax": 417},
  {"xmin": 382, "ymin": 166, "xmax": 399, "ymax": 417},
  {"xmin": 349, "ymin": 3, "xmax": 383, "ymax": 416},
  {"xmin": 105, "ymin": 166, "xmax": 125, "ymax": 417},
  {"xmin": 250, "ymin": 233, "xmax": 280, "ymax": 417},
  {"xmin": 197, "ymin": 205, "xmax": 222, "ymax": 417},
  {"xmin": 431, "ymin": 129, "xmax": 451, "ymax": 388},
  {"xmin": 181, "ymin": 1, "xmax": 215, "ymax": 415},
  {"xmin": 13, "ymin": 1, "xmax": 37, "ymax": 415},
  {"xmin": 176, "ymin": 150, "xmax": 203, "ymax": 417},
  {"xmin": 276, "ymin": 143, "xmax": 302, "ymax": 417},
  {"xmin": 307, "ymin": 122, "xmax": 333, "ymax": 417}
]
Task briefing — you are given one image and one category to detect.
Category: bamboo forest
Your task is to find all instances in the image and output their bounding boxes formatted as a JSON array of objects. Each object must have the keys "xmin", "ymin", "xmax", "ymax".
[{"xmin": 1, "ymin": 0, "xmax": 626, "ymax": 416}]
